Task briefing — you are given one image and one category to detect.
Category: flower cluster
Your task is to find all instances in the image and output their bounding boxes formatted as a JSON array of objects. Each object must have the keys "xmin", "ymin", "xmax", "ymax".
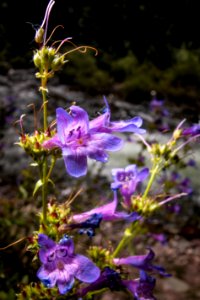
[{"xmin": 11, "ymin": 1, "xmax": 200, "ymax": 300}]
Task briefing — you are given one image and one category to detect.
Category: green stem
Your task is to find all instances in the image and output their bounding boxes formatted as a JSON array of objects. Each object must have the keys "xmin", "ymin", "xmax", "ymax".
[
  {"xmin": 113, "ymin": 222, "xmax": 139, "ymax": 257},
  {"xmin": 41, "ymin": 77, "xmax": 48, "ymax": 131},
  {"xmin": 41, "ymin": 76, "xmax": 48, "ymax": 225},
  {"xmin": 42, "ymin": 158, "xmax": 48, "ymax": 224},
  {"xmin": 141, "ymin": 162, "xmax": 160, "ymax": 202}
]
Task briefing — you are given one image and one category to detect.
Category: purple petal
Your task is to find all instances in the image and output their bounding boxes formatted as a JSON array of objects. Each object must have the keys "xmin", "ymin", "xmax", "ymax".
[
  {"xmin": 125, "ymin": 164, "xmax": 137, "ymax": 174},
  {"xmin": 109, "ymin": 116, "xmax": 145, "ymax": 134},
  {"xmin": 38, "ymin": 234, "xmax": 56, "ymax": 263},
  {"xmin": 72, "ymin": 193, "xmax": 117, "ymax": 223},
  {"xmin": 59, "ymin": 235, "xmax": 74, "ymax": 256},
  {"xmin": 57, "ymin": 277, "xmax": 74, "ymax": 294},
  {"xmin": 89, "ymin": 112, "xmax": 110, "ymax": 133},
  {"xmin": 74, "ymin": 254, "xmax": 100, "ymax": 283},
  {"xmin": 111, "ymin": 168, "xmax": 125, "ymax": 178},
  {"xmin": 63, "ymin": 151, "xmax": 87, "ymax": 178},
  {"xmin": 111, "ymin": 181, "xmax": 122, "ymax": 190},
  {"xmin": 38, "ymin": 234, "xmax": 56, "ymax": 249},
  {"xmin": 137, "ymin": 168, "xmax": 149, "ymax": 181},
  {"xmin": 122, "ymin": 279, "xmax": 138, "ymax": 297},
  {"xmin": 42, "ymin": 134, "xmax": 61, "ymax": 149},
  {"xmin": 37, "ymin": 266, "xmax": 57, "ymax": 288},
  {"xmin": 113, "ymin": 249, "xmax": 155, "ymax": 269},
  {"xmin": 70, "ymin": 105, "xmax": 89, "ymax": 134},
  {"xmin": 88, "ymin": 149, "xmax": 109, "ymax": 163},
  {"xmin": 90, "ymin": 133, "xmax": 124, "ymax": 151},
  {"xmin": 56, "ymin": 108, "xmax": 73, "ymax": 144}
]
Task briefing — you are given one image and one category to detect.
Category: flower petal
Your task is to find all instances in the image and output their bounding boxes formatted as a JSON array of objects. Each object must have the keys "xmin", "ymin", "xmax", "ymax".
[
  {"xmin": 75, "ymin": 254, "xmax": 100, "ymax": 283},
  {"xmin": 137, "ymin": 168, "xmax": 149, "ymax": 181},
  {"xmin": 37, "ymin": 266, "xmax": 57, "ymax": 288},
  {"xmin": 109, "ymin": 116, "xmax": 146, "ymax": 134},
  {"xmin": 59, "ymin": 235, "xmax": 74, "ymax": 256},
  {"xmin": 63, "ymin": 151, "xmax": 87, "ymax": 178},
  {"xmin": 57, "ymin": 277, "xmax": 74, "ymax": 294},
  {"xmin": 56, "ymin": 108, "xmax": 73, "ymax": 144},
  {"xmin": 38, "ymin": 234, "xmax": 56, "ymax": 263},
  {"xmin": 88, "ymin": 149, "xmax": 109, "ymax": 163},
  {"xmin": 42, "ymin": 134, "xmax": 61, "ymax": 149},
  {"xmin": 72, "ymin": 192, "xmax": 118, "ymax": 223},
  {"xmin": 70, "ymin": 105, "xmax": 89, "ymax": 134},
  {"xmin": 90, "ymin": 133, "xmax": 124, "ymax": 151}
]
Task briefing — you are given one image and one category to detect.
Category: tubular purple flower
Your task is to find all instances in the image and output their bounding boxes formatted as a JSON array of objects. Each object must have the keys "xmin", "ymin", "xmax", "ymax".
[
  {"xmin": 43, "ymin": 106, "xmax": 123, "ymax": 177},
  {"xmin": 37, "ymin": 234, "xmax": 100, "ymax": 294},
  {"xmin": 113, "ymin": 248, "xmax": 170, "ymax": 277},
  {"xmin": 182, "ymin": 124, "xmax": 200, "ymax": 136},
  {"xmin": 90, "ymin": 96, "xmax": 146, "ymax": 134},
  {"xmin": 71, "ymin": 191, "xmax": 141, "ymax": 235},
  {"xmin": 77, "ymin": 267, "xmax": 124, "ymax": 298},
  {"xmin": 123, "ymin": 270, "xmax": 157, "ymax": 300},
  {"xmin": 111, "ymin": 164, "xmax": 149, "ymax": 207}
]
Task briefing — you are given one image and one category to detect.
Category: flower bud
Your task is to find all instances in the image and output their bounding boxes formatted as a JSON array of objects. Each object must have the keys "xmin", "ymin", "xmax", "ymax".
[
  {"xmin": 51, "ymin": 55, "xmax": 65, "ymax": 71},
  {"xmin": 33, "ymin": 51, "xmax": 42, "ymax": 69},
  {"xmin": 35, "ymin": 27, "xmax": 44, "ymax": 44}
]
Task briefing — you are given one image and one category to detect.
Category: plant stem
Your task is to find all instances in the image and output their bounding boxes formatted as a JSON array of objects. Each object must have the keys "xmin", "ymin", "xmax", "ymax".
[
  {"xmin": 141, "ymin": 162, "xmax": 160, "ymax": 202},
  {"xmin": 113, "ymin": 222, "xmax": 139, "ymax": 257},
  {"xmin": 41, "ymin": 76, "xmax": 48, "ymax": 225}
]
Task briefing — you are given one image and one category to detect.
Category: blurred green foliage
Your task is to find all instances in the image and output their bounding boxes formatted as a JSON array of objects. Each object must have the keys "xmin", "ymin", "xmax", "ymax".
[{"xmin": 58, "ymin": 47, "xmax": 200, "ymax": 104}]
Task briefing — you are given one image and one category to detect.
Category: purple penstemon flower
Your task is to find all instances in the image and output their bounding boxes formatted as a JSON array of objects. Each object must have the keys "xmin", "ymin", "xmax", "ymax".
[
  {"xmin": 43, "ymin": 100, "xmax": 145, "ymax": 177},
  {"xmin": 77, "ymin": 267, "xmax": 124, "ymax": 297},
  {"xmin": 113, "ymin": 248, "xmax": 170, "ymax": 277},
  {"xmin": 111, "ymin": 164, "xmax": 149, "ymax": 207},
  {"xmin": 37, "ymin": 234, "xmax": 100, "ymax": 294},
  {"xmin": 70, "ymin": 190, "xmax": 141, "ymax": 236},
  {"xmin": 123, "ymin": 270, "xmax": 157, "ymax": 300},
  {"xmin": 90, "ymin": 96, "xmax": 146, "ymax": 134},
  {"xmin": 43, "ymin": 105, "xmax": 123, "ymax": 177},
  {"xmin": 182, "ymin": 124, "xmax": 200, "ymax": 136},
  {"xmin": 77, "ymin": 267, "xmax": 157, "ymax": 300}
]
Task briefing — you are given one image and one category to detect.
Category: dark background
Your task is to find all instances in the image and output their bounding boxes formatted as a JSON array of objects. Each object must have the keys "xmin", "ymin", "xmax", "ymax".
[
  {"xmin": 1, "ymin": 0, "xmax": 200, "ymax": 106},
  {"xmin": 1, "ymin": 0, "xmax": 200, "ymax": 68},
  {"xmin": 0, "ymin": 0, "xmax": 200, "ymax": 68}
]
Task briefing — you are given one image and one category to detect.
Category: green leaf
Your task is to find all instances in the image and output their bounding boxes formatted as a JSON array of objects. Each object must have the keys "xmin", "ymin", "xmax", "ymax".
[
  {"xmin": 33, "ymin": 179, "xmax": 43, "ymax": 196},
  {"xmin": 48, "ymin": 178, "xmax": 55, "ymax": 188}
]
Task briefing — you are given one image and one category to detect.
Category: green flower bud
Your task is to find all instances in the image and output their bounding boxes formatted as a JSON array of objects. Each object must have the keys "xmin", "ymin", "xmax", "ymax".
[{"xmin": 33, "ymin": 51, "xmax": 42, "ymax": 69}]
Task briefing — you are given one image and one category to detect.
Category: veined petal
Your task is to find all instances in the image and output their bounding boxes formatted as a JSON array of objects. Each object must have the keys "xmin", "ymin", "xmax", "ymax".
[
  {"xmin": 63, "ymin": 152, "xmax": 87, "ymax": 178},
  {"xmin": 89, "ymin": 112, "xmax": 110, "ymax": 133},
  {"xmin": 70, "ymin": 105, "xmax": 89, "ymax": 134},
  {"xmin": 56, "ymin": 108, "xmax": 73, "ymax": 144},
  {"xmin": 75, "ymin": 254, "xmax": 100, "ymax": 283},
  {"xmin": 109, "ymin": 116, "xmax": 145, "ymax": 134},
  {"xmin": 88, "ymin": 149, "xmax": 109, "ymax": 163},
  {"xmin": 90, "ymin": 133, "xmax": 124, "ymax": 151}
]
